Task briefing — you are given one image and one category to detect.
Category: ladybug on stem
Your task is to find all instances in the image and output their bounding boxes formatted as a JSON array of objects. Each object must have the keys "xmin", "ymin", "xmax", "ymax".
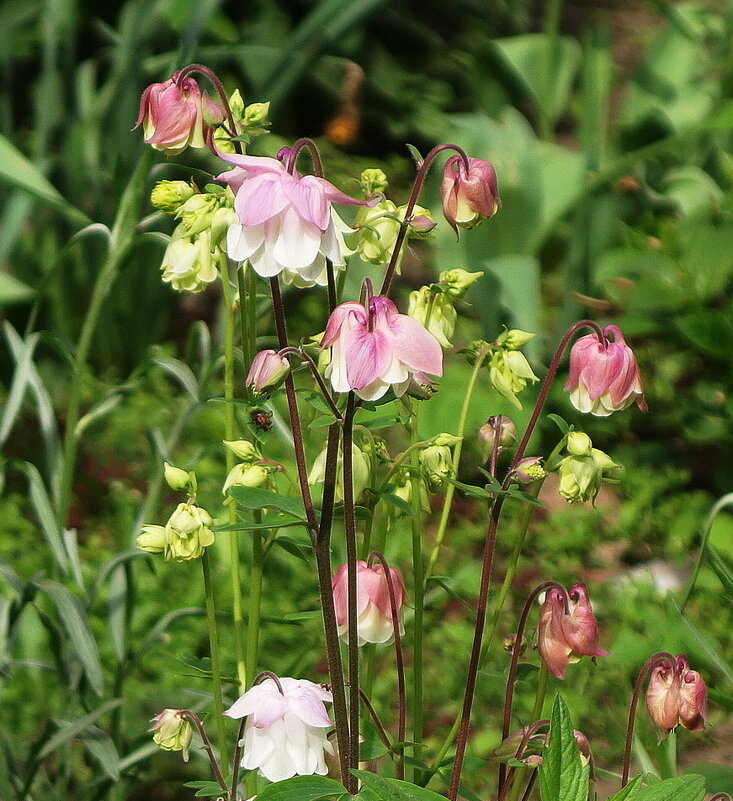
[{"xmin": 250, "ymin": 409, "xmax": 273, "ymax": 432}]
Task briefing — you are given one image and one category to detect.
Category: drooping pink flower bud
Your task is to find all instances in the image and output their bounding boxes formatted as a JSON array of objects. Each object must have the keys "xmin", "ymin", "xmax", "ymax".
[
  {"xmin": 537, "ymin": 583, "xmax": 608, "ymax": 679},
  {"xmin": 646, "ymin": 654, "xmax": 707, "ymax": 740},
  {"xmin": 332, "ymin": 560, "xmax": 406, "ymax": 645},
  {"xmin": 564, "ymin": 325, "xmax": 647, "ymax": 417},
  {"xmin": 322, "ymin": 295, "xmax": 443, "ymax": 401},
  {"xmin": 135, "ymin": 72, "xmax": 226, "ymax": 156},
  {"xmin": 246, "ymin": 349, "xmax": 290, "ymax": 396},
  {"xmin": 440, "ymin": 155, "xmax": 500, "ymax": 232}
]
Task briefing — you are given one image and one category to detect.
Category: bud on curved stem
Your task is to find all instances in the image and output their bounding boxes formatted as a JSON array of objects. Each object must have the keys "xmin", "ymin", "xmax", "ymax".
[
  {"xmin": 497, "ymin": 719, "xmax": 550, "ymax": 801},
  {"xmin": 178, "ymin": 710, "xmax": 229, "ymax": 793},
  {"xmin": 621, "ymin": 652, "xmax": 676, "ymax": 787},
  {"xmin": 497, "ymin": 582, "xmax": 568, "ymax": 793}
]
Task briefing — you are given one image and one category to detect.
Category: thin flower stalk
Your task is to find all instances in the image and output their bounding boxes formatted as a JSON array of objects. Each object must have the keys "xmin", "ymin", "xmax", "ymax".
[
  {"xmin": 177, "ymin": 710, "xmax": 228, "ymax": 793},
  {"xmin": 369, "ymin": 551, "xmax": 407, "ymax": 780},
  {"xmin": 497, "ymin": 718, "xmax": 550, "ymax": 801},
  {"xmin": 410, "ymin": 415, "xmax": 426, "ymax": 781},
  {"xmin": 621, "ymin": 652, "xmax": 676, "ymax": 787},
  {"xmin": 176, "ymin": 64, "xmax": 242, "ymax": 153},
  {"xmin": 230, "ymin": 716, "xmax": 248, "ymax": 801}
]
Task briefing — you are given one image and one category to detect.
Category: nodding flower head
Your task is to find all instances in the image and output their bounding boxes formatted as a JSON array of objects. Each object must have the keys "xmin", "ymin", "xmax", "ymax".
[
  {"xmin": 135, "ymin": 72, "xmax": 225, "ymax": 155},
  {"xmin": 440, "ymin": 155, "xmax": 500, "ymax": 232},
  {"xmin": 321, "ymin": 293, "xmax": 443, "ymax": 401},
  {"xmin": 246, "ymin": 349, "xmax": 290, "ymax": 397},
  {"xmin": 216, "ymin": 153, "xmax": 364, "ymax": 286},
  {"xmin": 646, "ymin": 654, "xmax": 707, "ymax": 741},
  {"xmin": 537, "ymin": 583, "xmax": 608, "ymax": 679},
  {"xmin": 565, "ymin": 325, "xmax": 647, "ymax": 417}
]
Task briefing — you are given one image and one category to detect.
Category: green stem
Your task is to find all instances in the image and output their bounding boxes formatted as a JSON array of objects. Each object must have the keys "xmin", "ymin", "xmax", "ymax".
[
  {"xmin": 220, "ymin": 263, "xmax": 247, "ymax": 691},
  {"xmin": 201, "ymin": 551, "xmax": 229, "ymax": 773},
  {"xmin": 658, "ymin": 728, "xmax": 677, "ymax": 779},
  {"xmin": 57, "ymin": 151, "xmax": 152, "ymax": 528},
  {"xmin": 425, "ymin": 346, "xmax": 491, "ymax": 582},
  {"xmin": 410, "ymin": 413, "xmax": 425, "ymax": 780}
]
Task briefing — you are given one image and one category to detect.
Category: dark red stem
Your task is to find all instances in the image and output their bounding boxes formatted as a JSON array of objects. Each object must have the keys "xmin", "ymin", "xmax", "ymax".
[
  {"xmin": 497, "ymin": 718, "xmax": 550, "ymax": 801},
  {"xmin": 178, "ymin": 710, "xmax": 228, "ymax": 793},
  {"xmin": 285, "ymin": 137, "xmax": 324, "ymax": 178}
]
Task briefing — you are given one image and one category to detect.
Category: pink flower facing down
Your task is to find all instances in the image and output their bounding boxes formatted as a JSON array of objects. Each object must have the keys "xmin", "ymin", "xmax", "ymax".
[
  {"xmin": 646, "ymin": 654, "xmax": 707, "ymax": 741},
  {"xmin": 224, "ymin": 677, "xmax": 334, "ymax": 783},
  {"xmin": 247, "ymin": 349, "xmax": 290, "ymax": 396},
  {"xmin": 135, "ymin": 72, "xmax": 225, "ymax": 156},
  {"xmin": 565, "ymin": 325, "xmax": 647, "ymax": 417},
  {"xmin": 537, "ymin": 583, "xmax": 608, "ymax": 679},
  {"xmin": 322, "ymin": 295, "xmax": 443, "ymax": 401},
  {"xmin": 332, "ymin": 561, "xmax": 407, "ymax": 645},
  {"xmin": 217, "ymin": 154, "xmax": 364, "ymax": 286},
  {"xmin": 440, "ymin": 155, "xmax": 500, "ymax": 232}
]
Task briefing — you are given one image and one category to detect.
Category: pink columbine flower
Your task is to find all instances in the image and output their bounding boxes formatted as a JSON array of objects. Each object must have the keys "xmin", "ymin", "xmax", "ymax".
[
  {"xmin": 332, "ymin": 561, "xmax": 407, "ymax": 645},
  {"xmin": 321, "ymin": 295, "xmax": 443, "ymax": 401},
  {"xmin": 135, "ymin": 72, "xmax": 225, "ymax": 155},
  {"xmin": 565, "ymin": 325, "xmax": 647, "ymax": 417},
  {"xmin": 216, "ymin": 154, "xmax": 364, "ymax": 286},
  {"xmin": 440, "ymin": 155, "xmax": 500, "ymax": 232},
  {"xmin": 646, "ymin": 654, "xmax": 707, "ymax": 741},
  {"xmin": 224, "ymin": 676, "xmax": 334, "ymax": 783},
  {"xmin": 537, "ymin": 583, "xmax": 608, "ymax": 679},
  {"xmin": 247, "ymin": 349, "xmax": 290, "ymax": 396}
]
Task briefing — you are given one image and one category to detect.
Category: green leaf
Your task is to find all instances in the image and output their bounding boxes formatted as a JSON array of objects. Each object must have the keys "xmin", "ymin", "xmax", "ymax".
[
  {"xmin": 256, "ymin": 775, "xmax": 346, "ymax": 801},
  {"xmin": 352, "ymin": 771, "xmax": 448, "ymax": 801},
  {"xmin": 605, "ymin": 775, "xmax": 644, "ymax": 801},
  {"xmin": 228, "ymin": 486, "xmax": 307, "ymax": 520},
  {"xmin": 634, "ymin": 775, "xmax": 705, "ymax": 801},
  {"xmin": 0, "ymin": 271, "xmax": 33, "ymax": 305},
  {"xmin": 184, "ymin": 781, "xmax": 228, "ymax": 797},
  {"xmin": 538, "ymin": 694, "xmax": 589, "ymax": 801},
  {"xmin": 548, "ymin": 414, "xmax": 569, "ymax": 435},
  {"xmin": 152, "ymin": 356, "xmax": 200, "ymax": 401},
  {"xmin": 79, "ymin": 727, "xmax": 121, "ymax": 780},
  {"xmin": 38, "ymin": 699, "xmax": 122, "ymax": 758}
]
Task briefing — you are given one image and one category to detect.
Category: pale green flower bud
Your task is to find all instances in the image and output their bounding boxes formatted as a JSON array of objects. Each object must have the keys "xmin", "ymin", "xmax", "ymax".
[
  {"xmin": 407, "ymin": 286, "xmax": 457, "ymax": 348},
  {"xmin": 566, "ymin": 431, "xmax": 593, "ymax": 457},
  {"xmin": 496, "ymin": 329, "xmax": 535, "ymax": 350},
  {"xmin": 151, "ymin": 180, "xmax": 195, "ymax": 213},
  {"xmin": 164, "ymin": 503, "xmax": 214, "ymax": 561},
  {"xmin": 244, "ymin": 101, "xmax": 271, "ymax": 131},
  {"xmin": 309, "ymin": 443, "xmax": 370, "ymax": 503},
  {"xmin": 439, "ymin": 268, "xmax": 483, "ymax": 299},
  {"xmin": 419, "ymin": 443, "xmax": 454, "ymax": 492},
  {"xmin": 161, "ymin": 227, "xmax": 218, "ymax": 293},
  {"xmin": 489, "ymin": 349, "xmax": 539, "ymax": 409},
  {"xmin": 176, "ymin": 193, "xmax": 220, "ymax": 236},
  {"xmin": 402, "ymin": 204, "xmax": 435, "ymax": 238},
  {"xmin": 223, "ymin": 463, "xmax": 271, "ymax": 494},
  {"xmin": 229, "ymin": 88, "xmax": 245, "ymax": 119},
  {"xmin": 350, "ymin": 200, "xmax": 401, "ymax": 264},
  {"xmin": 478, "ymin": 415, "xmax": 517, "ymax": 460},
  {"xmin": 391, "ymin": 468, "xmax": 430, "ymax": 512},
  {"xmin": 223, "ymin": 440, "xmax": 261, "ymax": 463},
  {"xmin": 163, "ymin": 462, "xmax": 194, "ymax": 492},
  {"xmin": 210, "ymin": 205, "xmax": 238, "ymax": 248},
  {"xmin": 556, "ymin": 444, "xmax": 621, "ymax": 504},
  {"xmin": 432, "ymin": 433, "xmax": 462, "ymax": 448},
  {"xmin": 360, "ymin": 168, "xmax": 389, "ymax": 197},
  {"xmin": 149, "ymin": 709, "xmax": 193, "ymax": 762},
  {"xmin": 136, "ymin": 525, "xmax": 166, "ymax": 554}
]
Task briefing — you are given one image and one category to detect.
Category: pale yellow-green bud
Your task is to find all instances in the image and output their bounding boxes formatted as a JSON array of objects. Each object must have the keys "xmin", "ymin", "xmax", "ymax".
[
  {"xmin": 419, "ymin": 443, "xmax": 454, "ymax": 492},
  {"xmin": 210, "ymin": 205, "xmax": 238, "ymax": 249},
  {"xmin": 164, "ymin": 503, "xmax": 214, "ymax": 561},
  {"xmin": 229, "ymin": 88, "xmax": 245, "ymax": 119},
  {"xmin": 439, "ymin": 268, "xmax": 483, "ymax": 299},
  {"xmin": 555, "ymin": 445, "xmax": 621, "ymax": 504},
  {"xmin": 496, "ymin": 329, "xmax": 535, "ymax": 350},
  {"xmin": 160, "ymin": 227, "xmax": 218, "ymax": 293},
  {"xmin": 402, "ymin": 204, "xmax": 436, "ymax": 238},
  {"xmin": 149, "ymin": 709, "xmax": 193, "ymax": 762},
  {"xmin": 151, "ymin": 181, "xmax": 195, "ymax": 214},
  {"xmin": 163, "ymin": 462, "xmax": 194, "ymax": 492},
  {"xmin": 407, "ymin": 287, "xmax": 457, "ymax": 349},
  {"xmin": 391, "ymin": 468, "xmax": 430, "ymax": 512},
  {"xmin": 308, "ymin": 443, "xmax": 370, "ymax": 503},
  {"xmin": 566, "ymin": 431, "xmax": 593, "ymax": 457},
  {"xmin": 360, "ymin": 168, "xmax": 389, "ymax": 197},
  {"xmin": 244, "ymin": 101, "xmax": 270, "ymax": 130},
  {"xmin": 488, "ymin": 349, "xmax": 539, "ymax": 409},
  {"xmin": 223, "ymin": 463, "xmax": 271, "ymax": 494},
  {"xmin": 136, "ymin": 525, "xmax": 166, "ymax": 554},
  {"xmin": 432, "ymin": 433, "xmax": 462, "ymax": 448},
  {"xmin": 350, "ymin": 200, "xmax": 401, "ymax": 264},
  {"xmin": 175, "ymin": 193, "xmax": 220, "ymax": 236},
  {"xmin": 223, "ymin": 440, "xmax": 261, "ymax": 462}
]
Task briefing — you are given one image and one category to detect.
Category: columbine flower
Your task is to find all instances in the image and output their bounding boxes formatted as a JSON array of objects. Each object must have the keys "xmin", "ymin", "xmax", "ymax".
[
  {"xmin": 408, "ymin": 286, "xmax": 457, "ymax": 348},
  {"xmin": 135, "ymin": 72, "xmax": 225, "ymax": 156},
  {"xmin": 137, "ymin": 502, "xmax": 214, "ymax": 561},
  {"xmin": 308, "ymin": 442, "xmax": 371, "ymax": 503},
  {"xmin": 555, "ymin": 433, "xmax": 622, "ymax": 504},
  {"xmin": 441, "ymin": 156, "xmax": 500, "ymax": 232},
  {"xmin": 224, "ymin": 677, "xmax": 334, "ymax": 783},
  {"xmin": 216, "ymin": 154, "xmax": 364, "ymax": 286},
  {"xmin": 565, "ymin": 325, "xmax": 647, "ymax": 416},
  {"xmin": 419, "ymin": 433, "xmax": 461, "ymax": 492},
  {"xmin": 247, "ymin": 349, "xmax": 290, "ymax": 396},
  {"xmin": 537, "ymin": 583, "xmax": 608, "ymax": 679},
  {"xmin": 332, "ymin": 561, "xmax": 406, "ymax": 645},
  {"xmin": 149, "ymin": 709, "xmax": 193, "ymax": 761},
  {"xmin": 646, "ymin": 654, "xmax": 707, "ymax": 741},
  {"xmin": 478, "ymin": 415, "xmax": 517, "ymax": 460},
  {"xmin": 322, "ymin": 295, "xmax": 442, "ymax": 401}
]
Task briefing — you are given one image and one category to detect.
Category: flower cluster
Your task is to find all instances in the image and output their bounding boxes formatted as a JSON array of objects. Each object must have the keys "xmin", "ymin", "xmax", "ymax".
[
  {"xmin": 137, "ymin": 502, "xmax": 214, "ymax": 562},
  {"xmin": 646, "ymin": 654, "xmax": 707, "ymax": 740}
]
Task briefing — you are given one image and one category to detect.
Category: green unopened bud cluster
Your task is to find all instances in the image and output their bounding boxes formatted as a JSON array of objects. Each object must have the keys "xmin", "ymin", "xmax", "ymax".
[
  {"xmin": 419, "ymin": 433, "xmax": 461, "ymax": 492},
  {"xmin": 488, "ymin": 330, "xmax": 539, "ymax": 409},
  {"xmin": 222, "ymin": 439, "xmax": 275, "ymax": 495},
  {"xmin": 214, "ymin": 90, "xmax": 271, "ymax": 153},
  {"xmin": 309, "ymin": 442, "xmax": 370, "ymax": 502},
  {"xmin": 554, "ymin": 432, "xmax": 622, "ymax": 504}
]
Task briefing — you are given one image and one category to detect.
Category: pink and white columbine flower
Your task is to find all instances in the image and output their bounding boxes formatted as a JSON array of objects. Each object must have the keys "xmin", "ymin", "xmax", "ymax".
[
  {"xmin": 217, "ymin": 154, "xmax": 364, "ymax": 286},
  {"xmin": 224, "ymin": 676, "xmax": 334, "ymax": 783},
  {"xmin": 332, "ymin": 561, "xmax": 406, "ymax": 645},
  {"xmin": 537, "ymin": 583, "xmax": 608, "ymax": 679},
  {"xmin": 135, "ymin": 72, "xmax": 225, "ymax": 156},
  {"xmin": 440, "ymin": 155, "xmax": 500, "ymax": 232},
  {"xmin": 646, "ymin": 654, "xmax": 707, "ymax": 740},
  {"xmin": 321, "ymin": 295, "xmax": 443, "ymax": 401},
  {"xmin": 564, "ymin": 325, "xmax": 647, "ymax": 416}
]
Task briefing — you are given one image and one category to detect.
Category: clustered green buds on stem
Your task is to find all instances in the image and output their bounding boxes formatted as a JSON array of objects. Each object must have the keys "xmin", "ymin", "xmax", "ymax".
[
  {"xmin": 419, "ymin": 433, "xmax": 461, "ymax": 491},
  {"xmin": 554, "ymin": 431, "xmax": 622, "ymax": 504}
]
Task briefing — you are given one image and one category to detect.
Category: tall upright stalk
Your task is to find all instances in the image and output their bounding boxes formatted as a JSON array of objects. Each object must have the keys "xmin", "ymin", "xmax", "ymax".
[{"xmin": 409, "ymin": 414, "xmax": 425, "ymax": 780}]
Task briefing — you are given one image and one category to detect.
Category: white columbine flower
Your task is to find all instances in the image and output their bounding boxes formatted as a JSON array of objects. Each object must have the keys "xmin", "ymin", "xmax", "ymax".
[{"xmin": 224, "ymin": 676, "xmax": 334, "ymax": 783}]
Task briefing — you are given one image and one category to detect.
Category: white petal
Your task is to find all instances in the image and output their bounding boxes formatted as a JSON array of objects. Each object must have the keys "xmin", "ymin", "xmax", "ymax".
[
  {"xmin": 226, "ymin": 223, "xmax": 264, "ymax": 262},
  {"xmin": 273, "ymin": 206, "xmax": 321, "ymax": 271}
]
